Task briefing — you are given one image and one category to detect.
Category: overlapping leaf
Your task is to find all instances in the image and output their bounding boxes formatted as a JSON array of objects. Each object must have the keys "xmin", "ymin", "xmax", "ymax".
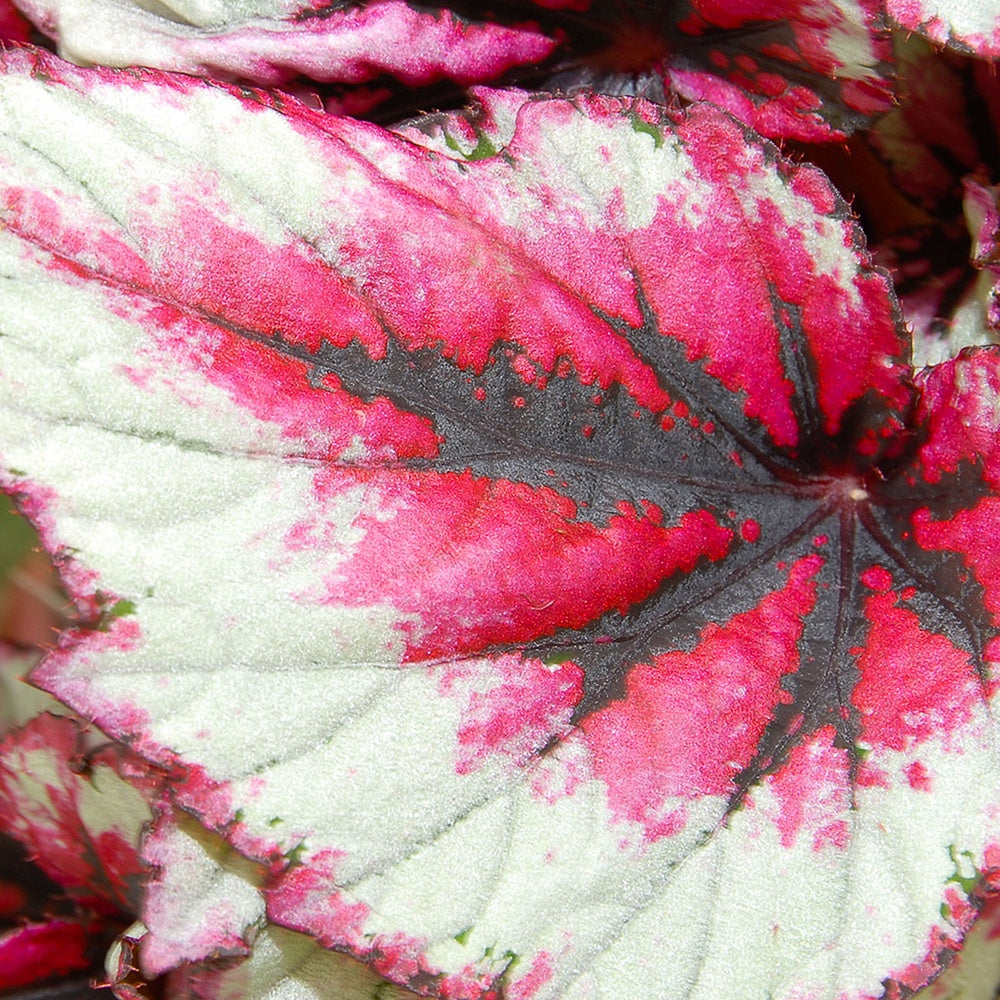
[
  {"xmin": 2, "ymin": 48, "xmax": 1000, "ymax": 1000},
  {"xmin": 12, "ymin": 0, "xmax": 892, "ymax": 138}
]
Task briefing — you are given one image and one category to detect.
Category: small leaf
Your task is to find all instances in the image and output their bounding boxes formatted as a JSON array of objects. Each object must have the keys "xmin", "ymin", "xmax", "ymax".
[
  {"xmin": 167, "ymin": 923, "xmax": 422, "ymax": 1000},
  {"xmin": 0, "ymin": 919, "xmax": 96, "ymax": 991},
  {"xmin": 139, "ymin": 810, "xmax": 266, "ymax": 976},
  {"xmin": 0, "ymin": 713, "xmax": 154, "ymax": 915}
]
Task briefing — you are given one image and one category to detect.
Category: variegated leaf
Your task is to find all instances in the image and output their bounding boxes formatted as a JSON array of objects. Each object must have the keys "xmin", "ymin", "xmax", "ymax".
[{"xmin": 1, "ymin": 49, "xmax": 999, "ymax": 1000}]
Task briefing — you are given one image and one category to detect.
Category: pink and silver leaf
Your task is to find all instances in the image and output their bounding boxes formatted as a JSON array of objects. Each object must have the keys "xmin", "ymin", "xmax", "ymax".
[
  {"xmin": 9, "ymin": 0, "xmax": 558, "ymax": 95},
  {"xmin": 7, "ymin": 0, "xmax": 556, "ymax": 94},
  {"xmin": 866, "ymin": 36, "xmax": 1000, "ymax": 217},
  {"xmin": 1, "ymin": 48, "xmax": 1000, "ymax": 1000},
  {"xmin": 12, "ymin": 0, "xmax": 891, "ymax": 139}
]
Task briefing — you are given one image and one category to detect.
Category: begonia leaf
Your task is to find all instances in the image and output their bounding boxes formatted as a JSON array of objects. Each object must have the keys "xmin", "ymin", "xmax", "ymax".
[
  {"xmin": 12, "ymin": 0, "xmax": 892, "ymax": 139},
  {"xmin": 871, "ymin": 226, "xmax": 981, "ymax": 366},
  {"xmin": 135, "ymin": 811, "xmax": 424, "ymax": 999},
  {"xmin": 10, "ymin": 0, "xmax": 557, "ymax": 96},
  {"xmin": 2, "ymin": 48, "xmax": 1000, "ymax": 1000},
  {"xmin": 620, "ymin": 0, "xmax": 893, "ymax": 140},
  {"xmin": 862, "ymin": 36, "xmax": 1000, "ymax": 363},
  {"xmin": 865, "ymin": 37, "xmax": 1000, "ymax": 218}
]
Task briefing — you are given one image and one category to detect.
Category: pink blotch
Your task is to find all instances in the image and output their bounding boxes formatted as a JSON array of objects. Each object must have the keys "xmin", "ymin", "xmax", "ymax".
[
  {"xmin": 852, "ymin": 590, "xmax": 982, "ymax": 753},
  {"xmin": 766, "ymin": 726, "xmax": 851, "ymax": 851},
  {"xmin": 915, "ymin": 352, "xmax": 1000, "ymax": 487},
  {"xmin": 861, "ymin": 565, "xmax": 893, "ymax": 591},
  {"xmin": 126, "ymin": 191, "xmax": 386, "ymax": 357},
  {"xmin": 147, "ymin": 319, "xmax": 440, "ymax": 462},
  {"xmin": 855, "ymin": 764, "xmax": 891, "ymax": 789},
  {"xmin": 449, "ymin": 655, "xmax": 583, "ymax": 775},
  {"xmin": 914, "ymin": 500, "xmax": 1000, "ymax": 623},
  {"xmin": 267, "ymin": 849, "xmax": 369, "ymax": 943},
  {"xmin": 317, "ymin": 468, "xmax": 733, "ymax": 661},
  {"xmin": 741, "ymin": 518, "xmax": 761, "ymax": 542},
  {"xmin": 788, "ymin": 163, "xmax": 838, "ymax": 215},
  {"xmin": 5, "ymin": 186, "xmax": 153, "ymax": 289},
  {"xmin": 507, "ymin": 951, "xmax": 554, "ymax": 1000},
  {"xmin": 904, "ymin": 760, "xmax": 933, "ymax": 792},
  {"xmin": 581, "ymin": 556, "xmax": 822, "ymax": 841}
]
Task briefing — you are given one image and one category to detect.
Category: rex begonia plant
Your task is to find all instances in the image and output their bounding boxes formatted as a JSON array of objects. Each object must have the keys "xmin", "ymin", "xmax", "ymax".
[{"xmin": 4, "ymin": 2, "xmax": 1000, "ymax": 999}]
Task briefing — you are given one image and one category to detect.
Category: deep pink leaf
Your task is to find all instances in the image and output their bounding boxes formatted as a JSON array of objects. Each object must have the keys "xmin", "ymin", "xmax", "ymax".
[
  {"xmin": 0, "ymin": 919, "xmax": 94, "ymax": 990},
  {"xmin": 0, "ymin": 0, "xmax": 29, "ymax": 43},
  {"xmin": 1, "ymin": 49, "xmax": 999, "ymax": 999}
]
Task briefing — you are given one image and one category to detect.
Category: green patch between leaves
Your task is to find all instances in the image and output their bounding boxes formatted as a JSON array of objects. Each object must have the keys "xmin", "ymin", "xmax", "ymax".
[
  {"xmin": 946, "ymin": 844, "xmax": 980, "ymax": 897},
  {"xmin": 628, "ymin": 115, "xmax": 664, "ymax": 149},
  {"xmin": 0, "ymin": 493, "xmax": 37, "ymax": 580},
  {"xmin": 444, "ymin": 129, "xmax": 498, "ymax": 161}
]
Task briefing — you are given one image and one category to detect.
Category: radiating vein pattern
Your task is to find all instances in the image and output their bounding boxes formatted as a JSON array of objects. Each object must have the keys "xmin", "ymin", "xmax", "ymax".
[{"xmin": 1, "ymin": 49, "xmax": 1000, "ymax": 1000}]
